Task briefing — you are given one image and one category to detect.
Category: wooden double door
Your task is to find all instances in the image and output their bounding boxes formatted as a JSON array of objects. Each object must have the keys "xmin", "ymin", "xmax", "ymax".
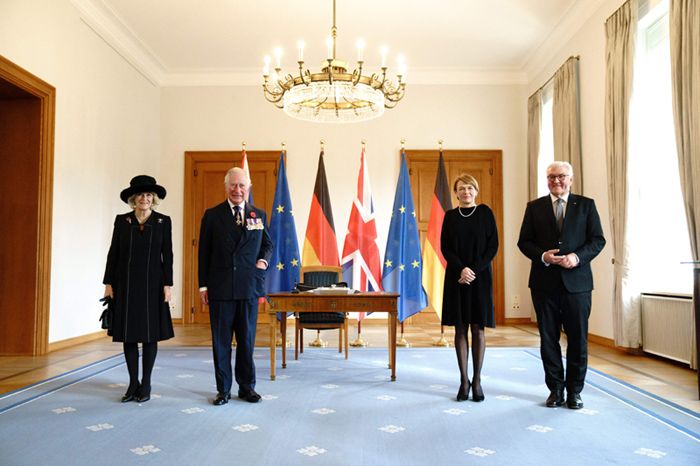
[
  {"xmin": 406, "ymin": 150, "xmax": 504, "ymax": 325},
  {"xmin": 182, "ymin": 151, "xmax": 280, "ymax": 324}
]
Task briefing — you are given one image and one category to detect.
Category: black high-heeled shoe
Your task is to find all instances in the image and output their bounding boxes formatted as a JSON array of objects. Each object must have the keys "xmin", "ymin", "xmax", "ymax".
[
  {"xmin": 456, "ymin": 381, "xmax": 470, "ymax": 401},
  {"xmin": 135, "ymin": 384, "xmax": 151, "ymax": 403},
  {"xmin": 121, "ymin": 383, "xmax": 139, "ymax": 403},
  {"xmin": 471, "ymin": 381, "xmax": 485, "ymax": 402}
]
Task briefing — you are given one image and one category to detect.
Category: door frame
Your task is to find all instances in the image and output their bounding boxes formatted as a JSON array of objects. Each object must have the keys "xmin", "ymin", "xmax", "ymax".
[
  {"xmin": 0, "ymin": 55, "xmax": 55, "ymax": 355},
  {"xmin": 406, "ymin": 149, "xmax": 505, "ymax": 325}
]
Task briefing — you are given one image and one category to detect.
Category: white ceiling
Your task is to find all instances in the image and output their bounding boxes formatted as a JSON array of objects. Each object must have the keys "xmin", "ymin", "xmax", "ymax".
[{"xmin": 73, "ymin": 0, "xmax": 604, "ymax": 85}]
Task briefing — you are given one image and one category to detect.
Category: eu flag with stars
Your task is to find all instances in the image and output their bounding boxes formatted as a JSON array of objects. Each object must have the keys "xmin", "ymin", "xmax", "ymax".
[
  {"xmin": 265, "ymin": 152, "xmax": 301, "ymax": 306},
  {"xmin": 382, "ymin": 151, "xmax": 428, "ymax": 322}
]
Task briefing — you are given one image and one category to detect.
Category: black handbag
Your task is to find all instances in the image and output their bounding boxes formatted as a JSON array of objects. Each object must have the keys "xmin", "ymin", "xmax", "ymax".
[{"xmin": 99, "ymin": 296, "xmax": 113, "ymax": 330}]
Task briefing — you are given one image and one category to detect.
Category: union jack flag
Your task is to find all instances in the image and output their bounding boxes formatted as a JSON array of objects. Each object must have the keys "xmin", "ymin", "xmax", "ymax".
[{"xmin": 341, "ymin": 147, "xmax": 383, "ymax": 321}]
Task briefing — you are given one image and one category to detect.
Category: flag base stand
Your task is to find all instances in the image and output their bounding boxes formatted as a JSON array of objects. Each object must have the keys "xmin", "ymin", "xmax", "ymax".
[
  {"xmin": 397, "ymin": 334, "xmax": 411, "ymax": 347},
  {"xmin": 309, "ymin": 337, "xmax": 328, "ymax": 347},
  {"xmin": 350, "ymin": 337, "xmax": 368, "ymax": 347},
  {"xmin": 432, "ymin": 335, "xmax": 450, "ymax": 347}
]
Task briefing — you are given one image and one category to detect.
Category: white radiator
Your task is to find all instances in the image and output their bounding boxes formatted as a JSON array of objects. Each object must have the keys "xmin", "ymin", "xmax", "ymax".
[{"xmin": 640, "ymin": 293, "xmax": 693, "ymax": 364}]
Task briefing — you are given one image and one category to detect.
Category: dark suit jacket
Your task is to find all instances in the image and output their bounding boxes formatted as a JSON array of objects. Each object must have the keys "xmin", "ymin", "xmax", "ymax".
[
  {"xmin": 198, "ymin": 201, "xmax": 273, "ymax": 301},
  {"xmin": 517, "ymin": 194, "xmax": 605, "ymax": 293}
]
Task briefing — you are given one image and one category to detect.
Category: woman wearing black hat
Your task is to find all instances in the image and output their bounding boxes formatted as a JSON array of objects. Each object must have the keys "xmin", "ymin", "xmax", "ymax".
[{"xmin": 103, "ymin": 175, "xmax": 174, "ymax": 403}]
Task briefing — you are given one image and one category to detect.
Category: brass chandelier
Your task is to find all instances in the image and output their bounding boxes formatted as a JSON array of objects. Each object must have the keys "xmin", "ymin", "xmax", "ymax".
[{"xmin": 262, "ymin": 0, "xmax": 406, "ymax": 123}]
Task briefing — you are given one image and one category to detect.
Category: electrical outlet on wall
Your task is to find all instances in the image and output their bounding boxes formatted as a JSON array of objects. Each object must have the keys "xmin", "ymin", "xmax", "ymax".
[{"xmin": 512, "ymin": 295, "xmax": 520, "ymax": 310}]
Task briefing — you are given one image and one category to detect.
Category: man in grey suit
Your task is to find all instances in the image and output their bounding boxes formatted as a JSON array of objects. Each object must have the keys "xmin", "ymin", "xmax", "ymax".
[
  {"xmin": 517, "ymin": 161, "xmax": 605, "ymax": 409},
  {"xmin": 199, "ymin": 167, "xmax": 273, "ymax": 406}
]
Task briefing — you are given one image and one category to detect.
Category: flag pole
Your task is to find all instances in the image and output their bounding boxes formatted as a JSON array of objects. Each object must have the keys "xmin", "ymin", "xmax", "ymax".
[
  {"xmin": 309, "ymin": 330, "xmax": 327, "ymax": 347},
  {"xmin": 350, "ymin": 320, "xmax": 368, "ymax": 347},
  {"xmin": 397, "ymin": 321, "xmax": 411, "ymax": 347},
  {"xmin": 433, "ymin": 325, "xmax": 450, "ymax": 346}
]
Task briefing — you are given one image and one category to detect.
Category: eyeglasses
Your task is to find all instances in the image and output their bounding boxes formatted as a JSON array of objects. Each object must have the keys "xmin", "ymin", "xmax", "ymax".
[{"xmin": 547, "ymin": 174, "xmax": 570, "ymax": 181}]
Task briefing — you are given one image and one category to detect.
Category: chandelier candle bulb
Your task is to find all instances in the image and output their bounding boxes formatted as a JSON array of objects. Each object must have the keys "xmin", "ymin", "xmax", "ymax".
[
  {"xmin": 326, "ymin": 37, "xmax": 333, "ymax": 59},
  {"xmin": 274, "ymin": 47, "xmax": 282, "ymax": 69},
  {"xmin": 356, "ymin": 39, "xmax": 365, "ymax": 61},
  {"xmin": 297, "ymin": 41, "xmax": 305, "ymax": 61},
  {"xmin": 380, "ymin": 46, "xmax": 388, "ymax": 68},
  {"xmin": 263, "ymin": 56, "xmax": 271, "ymax": 76}
]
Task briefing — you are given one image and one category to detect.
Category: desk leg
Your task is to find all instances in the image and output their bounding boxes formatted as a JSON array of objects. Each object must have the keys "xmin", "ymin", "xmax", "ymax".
[
  {"xmin": 269, "ymin": 316, "xmax": 276, "ymax": 381},
  {"xmin": 387, "ymin": 317, "xmax": 392, "ymax": 369},
  {"xmin": 281, "ymin": 316, "xmax": 287, "ymax": 369},
  {"xmin": 390, "ymin": 312, "xmax": 397, "ymax": 381}
]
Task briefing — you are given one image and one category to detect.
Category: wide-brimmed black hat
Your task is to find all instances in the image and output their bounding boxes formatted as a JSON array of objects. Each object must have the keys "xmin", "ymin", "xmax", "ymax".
[{"xmin": 120, "ymin": 175, "xmax": 167, "ymax": 203}]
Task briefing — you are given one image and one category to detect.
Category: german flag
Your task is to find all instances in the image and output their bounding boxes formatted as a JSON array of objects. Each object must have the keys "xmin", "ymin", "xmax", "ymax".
[
  {"xmin": 302, "ymin": 151, "xmax": 339, "ymax": 266},
  {"xmin": 421, "ymin": 151, "xmax": 452, "ymax": 318}
]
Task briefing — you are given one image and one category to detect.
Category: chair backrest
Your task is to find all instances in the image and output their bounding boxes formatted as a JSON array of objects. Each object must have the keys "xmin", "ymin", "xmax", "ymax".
[{"xmin": 301, "ymin": 265, "xmax": 342, "ymax": 288}]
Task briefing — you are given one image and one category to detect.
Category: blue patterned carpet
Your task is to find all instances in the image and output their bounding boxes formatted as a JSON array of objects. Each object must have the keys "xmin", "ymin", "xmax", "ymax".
[{"xmin": 1, "ymin": 347, "xmax": 698, "ymax": 465}]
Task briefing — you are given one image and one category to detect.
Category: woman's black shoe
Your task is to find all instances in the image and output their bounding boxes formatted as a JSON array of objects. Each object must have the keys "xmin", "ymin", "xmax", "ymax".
[
  {"xmin": 471, "ymin": 382, "xmax": 485, "ymax": 402},
  {"xmin": 135, "ymin": 385, "xmax": 151, "ymax": 403},
  {"xmin": 456, "ymin": 381, "xmax": 470, "ymax": 401},
  {"xmin": 121, "ymin": 384, "xmax": 139, "ymax": 403}
]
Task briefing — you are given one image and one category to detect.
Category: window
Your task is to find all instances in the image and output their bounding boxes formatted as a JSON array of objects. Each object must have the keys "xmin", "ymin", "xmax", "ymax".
[{"xmin": 627, "ymin": 0, "xmax": 692, "ymax": 294}]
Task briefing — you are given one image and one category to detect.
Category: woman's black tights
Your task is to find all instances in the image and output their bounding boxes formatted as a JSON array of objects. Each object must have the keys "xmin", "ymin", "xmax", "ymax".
[
  {"xmin": 454, "ymin": 324, "xmax": 486, "ymax": 398},
  {"xmin": 123, "ymin": 342, "xmax": 158, "ymax": 393}
]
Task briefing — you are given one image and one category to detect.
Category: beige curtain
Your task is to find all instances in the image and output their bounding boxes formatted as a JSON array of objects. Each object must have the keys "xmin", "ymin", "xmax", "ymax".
[
  {"xmin": 605, "ymin": 0, "xmax": 638, "ymax": 348},
  {"xmin": 553, "ymin": 57, "xmax": 583, "ymax": 193},
  {"xmin": 669, "ymin": 0, "xmax": 700, "ymax": 368},
  {"xmin": 527, "ymin": 90, "xmax": 542, "ymax": 200}
]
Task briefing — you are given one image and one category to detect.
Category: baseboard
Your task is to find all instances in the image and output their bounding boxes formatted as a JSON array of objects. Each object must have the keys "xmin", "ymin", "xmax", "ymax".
[
  {"xmin": 48, "ymin": 330, "xmax": 108, "ymax": 352},
  {"xmin": 505, "ymin": 317, "xmax": 533, "ymax": 325},
  {"xmin": 588, "ymin": 333, "xmax": 616, "ymax": 349}
]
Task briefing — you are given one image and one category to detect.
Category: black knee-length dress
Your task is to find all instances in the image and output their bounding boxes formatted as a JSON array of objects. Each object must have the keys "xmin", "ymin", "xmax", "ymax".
[
  {"xmin": 103, "ymin": 211, "xmax": 174, "ymax": 343},
  {"xmin": 440, "ymin": 205, "xmax": 499, "ymax": 328}
]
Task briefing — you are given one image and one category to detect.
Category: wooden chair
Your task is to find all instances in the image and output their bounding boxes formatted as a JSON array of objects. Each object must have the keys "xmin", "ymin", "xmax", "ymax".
[{"xmin": 295, "ymin": 265, "xmax": 349, "ymax": 360}]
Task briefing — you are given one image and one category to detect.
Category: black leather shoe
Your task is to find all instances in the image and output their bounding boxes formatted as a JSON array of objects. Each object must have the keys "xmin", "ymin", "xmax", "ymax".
[
  {"xmin": 213, "ymin": 392, "xmax": 231, "ymax": 406},
  {"xmin": 121, "ymin": 384, "xmax": 139, "ymax": 403},
  {"xmin": 471, "ymin": 381, "xmax": 485, "ymax": 402},
  {"xmin": 238, "ymin": 390, "xmax": 262, "ymax": 403},
  {"xmin": 545, "ymin": 389, "xmax": 564, "ymax": 407},
  {"xmin": 566, "ymin": 393, "xmax": 583, "ymax": 409},
  {"xmin": 456, "ymin": 382, "xmax": 470, "ymax": 402},
  {"xmin": 136, "ymin": 385, "xmax": 151, "ymax": 403}
]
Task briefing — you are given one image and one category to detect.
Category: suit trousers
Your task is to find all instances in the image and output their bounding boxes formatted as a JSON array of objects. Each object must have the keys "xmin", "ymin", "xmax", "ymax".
[
  {"xmin": 209, "ymin": 299, "xmax": 258, "ymax": 395},
  {"xmin": 531, "ymin": 288, "xmax": 591, "ymax": 394}
]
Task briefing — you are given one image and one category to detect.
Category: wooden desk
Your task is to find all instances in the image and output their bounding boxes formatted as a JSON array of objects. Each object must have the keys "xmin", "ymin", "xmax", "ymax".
[{"xmin": 266, "ymin": 292, "xmax": 399, "ymax": 381}]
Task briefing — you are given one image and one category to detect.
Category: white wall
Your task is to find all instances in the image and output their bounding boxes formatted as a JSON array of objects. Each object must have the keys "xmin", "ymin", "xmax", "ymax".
[
  {"xmin": 526, "ymin": 0, "xmax": 629, "ymax": 339},
  {"xmin": 1, "ymin": 0, "xmax": 630, "ymax": 343},
  {"xmin": 0, "ymin": 0, "xmax": 161, "ymax": 342},
  {"xmin": 160, "ymin": 83, "xmax": 532, "ymax": 320}
]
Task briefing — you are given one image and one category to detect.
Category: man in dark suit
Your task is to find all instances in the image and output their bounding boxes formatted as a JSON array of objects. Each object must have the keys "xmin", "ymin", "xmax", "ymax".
[
  {"xmin": 517, "ymin": 161, "xmax": 605, "ymax": 409},
  {"xmin": 199, "ymin": 167, "xmax": 273, "ymax": 406}
]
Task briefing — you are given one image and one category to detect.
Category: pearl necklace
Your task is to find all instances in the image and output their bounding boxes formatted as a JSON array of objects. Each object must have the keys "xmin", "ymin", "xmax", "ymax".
[{"xmin": 458, "ymin": 205, "xmax": 477, "ymax": 218}]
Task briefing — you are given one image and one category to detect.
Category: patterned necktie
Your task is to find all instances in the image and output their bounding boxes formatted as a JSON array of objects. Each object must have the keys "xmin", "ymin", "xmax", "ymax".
[
  {"xmin": 233, "ymin": 205, "xmax": 242, "ymax": 227},
  {"xmin": 555, "ymin": 198, "xmax": 565, "ymax": 232}
]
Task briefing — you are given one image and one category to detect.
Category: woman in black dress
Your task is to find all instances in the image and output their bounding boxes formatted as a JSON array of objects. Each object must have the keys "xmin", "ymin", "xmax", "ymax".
[
  {"xmin": 103, "ymin": 175, "xmax": 174, "ymax": 403},
  {"xmin": 441, "ymin": 174, "xmax": 498, "ymax": 402}
]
